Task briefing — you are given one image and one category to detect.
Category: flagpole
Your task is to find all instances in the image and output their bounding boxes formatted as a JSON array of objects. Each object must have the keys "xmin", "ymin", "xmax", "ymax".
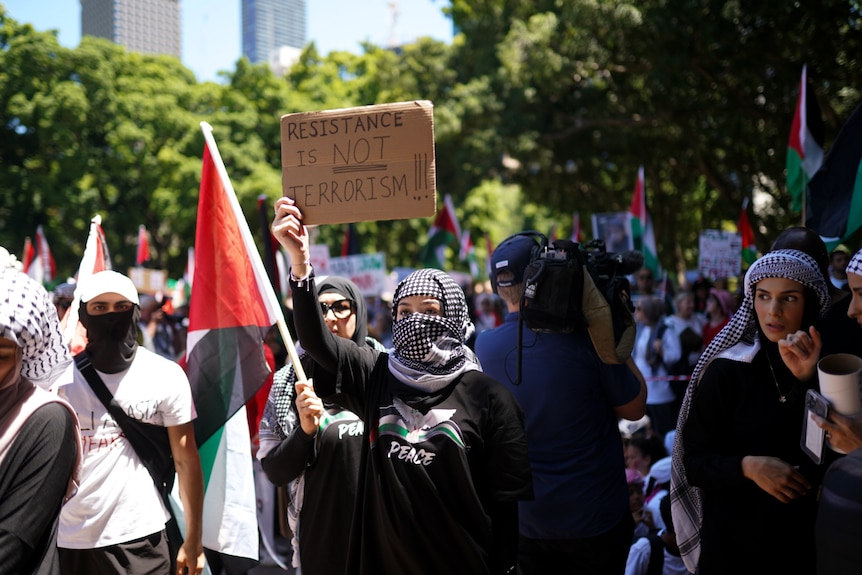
[
  {"xmin": 801, "ymin": 195, "xmax": 806, "ymax": 227},
  {"xmin": 63, "ymin": 215, "xmax": 103, "ymax": 345},
  {"xmin": 199, "ymin": 122, "xmax": 306, "ymax": 381}
]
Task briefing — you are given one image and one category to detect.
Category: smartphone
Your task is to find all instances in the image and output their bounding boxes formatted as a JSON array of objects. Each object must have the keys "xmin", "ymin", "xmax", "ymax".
[{"xmin": 801, "ymin": 389, "xmax": 830, "ymax": 464}]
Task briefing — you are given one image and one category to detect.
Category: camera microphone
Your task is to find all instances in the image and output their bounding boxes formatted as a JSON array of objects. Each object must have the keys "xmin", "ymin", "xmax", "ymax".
[{"xmin": 613, "ymin": 251, "xmax": 645, "ymax": 275}]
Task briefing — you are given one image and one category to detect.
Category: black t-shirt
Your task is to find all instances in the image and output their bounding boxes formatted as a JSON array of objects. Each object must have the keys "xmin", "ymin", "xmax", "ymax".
[{"xmin": 0, "ymin": 403, "xmax": 77, "ymax": 575}]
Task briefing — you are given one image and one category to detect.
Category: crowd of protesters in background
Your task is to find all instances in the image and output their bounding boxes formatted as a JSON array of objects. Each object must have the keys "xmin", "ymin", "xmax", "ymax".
[{"xmin": 5, "ymin": 222, "xmax": 862, "ymax": 575}]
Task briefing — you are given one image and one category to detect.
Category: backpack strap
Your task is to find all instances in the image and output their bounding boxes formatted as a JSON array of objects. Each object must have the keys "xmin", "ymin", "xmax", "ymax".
[
  {"xmin": 73, "ymin": 352, "xmax": 183, "ymax": 566},
  {"xmin": 74, "ymin": 352, "xmax": 134, "ymax": 428},
  {"xmin": 73, "ymin": 352, "xmax": 174, "ymax": 490}
]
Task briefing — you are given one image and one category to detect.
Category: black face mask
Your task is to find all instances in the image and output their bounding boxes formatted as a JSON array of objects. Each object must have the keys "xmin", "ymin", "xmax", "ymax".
[{"xmin": 79, "ymin": 303, "xmax": 139, "ymax": 373}]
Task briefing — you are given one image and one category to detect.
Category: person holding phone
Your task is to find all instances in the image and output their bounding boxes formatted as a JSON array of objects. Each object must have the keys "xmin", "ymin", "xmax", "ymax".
[
  {"xmin": 813, "ymin": 246, "xmax": 862, "ymax": 575},
  {"xmin": 671, "ymin": 249, "xmax": 830, "ymax": 575}
]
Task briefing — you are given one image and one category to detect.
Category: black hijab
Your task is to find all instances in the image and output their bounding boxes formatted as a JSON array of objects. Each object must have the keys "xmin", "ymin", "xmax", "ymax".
[{"xmin": 317, "ymin": 276, "xmax": 368, "ymax": 345}]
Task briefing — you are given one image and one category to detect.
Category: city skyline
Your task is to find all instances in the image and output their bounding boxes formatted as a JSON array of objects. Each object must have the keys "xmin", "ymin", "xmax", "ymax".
[
  {"xmin": 81, "ymin": 0, "xmax": 181, "ymax": 57},
  {"xmin": 2, "ymin": 0, "xmax": 454, "ymax": 83},
  {"xmin": 242, "ymin": 0, "xmax": 306, "ymax": 64}
]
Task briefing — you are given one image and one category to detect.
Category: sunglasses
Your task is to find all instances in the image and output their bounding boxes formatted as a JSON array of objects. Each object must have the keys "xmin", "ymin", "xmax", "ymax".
[{"xmin": 320, "ymin": 299, "xmax": 354, "ymax": 319}]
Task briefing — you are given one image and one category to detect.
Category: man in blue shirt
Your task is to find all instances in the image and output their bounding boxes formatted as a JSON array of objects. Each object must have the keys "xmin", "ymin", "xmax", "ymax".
[{"xmin": 475, "ymin": 233, "xmax": 647, "ymax": 575}]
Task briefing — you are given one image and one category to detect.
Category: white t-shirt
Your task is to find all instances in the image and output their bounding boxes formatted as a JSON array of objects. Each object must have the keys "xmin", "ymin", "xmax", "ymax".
[
  {"xmin": 633, "ymin": 324, "xmax": 674, "ymax": 405},
  {"xmin": 58, "ymin": 348, "xmax": 195, "ymax": 548},
  {"xmin": 625, "ymin": 534, "xmax": 689, "ymax": 575}
]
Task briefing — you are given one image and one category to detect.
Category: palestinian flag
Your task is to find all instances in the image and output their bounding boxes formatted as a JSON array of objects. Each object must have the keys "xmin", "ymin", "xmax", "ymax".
[
  {"xmin": 188, "ymin": 122, "xmax": 280, "ymax": 446},
  {"xmin": 738, "ymin": 198, "xmax": 758, "ymax": 267},
  {"xmin": 459, "ymin": 230, "xmax": 480, "ymax": 279},
  {"xmin": 63, "ymin": 215, "xmax": 113, "ymax": 351},
  {"xmin": 806, "ymin": 103, "xmax": 862, "ymax": 251},
  {"xmin": 187, "ymin": 122, "xmax": 285, "ymax": 566},
  {"xmin": 22, "ymin": 226, "xmax": 56, "ymax": 285},
  {"xmin": 629, "ymin": 166, "xmax": 660, "ymax": 277},
  {"xmin": 418, "ymin": 194, "xmax": 461, "ymax": 269},
  {"xmin": 21, "ymin": 237, "xmax": 34, "ymax": 276},
  {"xmin": 136, "ymin": 225, "xmax": 150, "ymax": 266},
  {"xmin": 786, "ymin": 65, "xmax": 824, "ymax": 213}
]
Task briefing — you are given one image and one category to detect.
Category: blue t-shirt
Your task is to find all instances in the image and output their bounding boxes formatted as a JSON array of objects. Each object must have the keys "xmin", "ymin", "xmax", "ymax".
[{"xmin": 475, "ymin": 311, "xmax": 640, "ymax": 539}]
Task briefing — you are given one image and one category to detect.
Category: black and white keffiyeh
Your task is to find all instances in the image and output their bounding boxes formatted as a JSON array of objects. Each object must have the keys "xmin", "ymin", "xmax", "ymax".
[
  {"xmin": 0, "ymin": 267, "xmax": 80, "ymax": 495},
  {"xmin": 847, "ymin": 248, "xmax": 862, "ymax": 277},
  {"xmin": 389, "ymin": 269, "xmax": 479, "ymax": 392},
  {"xmin": 670, "ymin": 249, "xmax": 830, "ymax": 572},
  {"xmin": 0, "ymin": 267, "xmax": 71, "ymax": 388}
]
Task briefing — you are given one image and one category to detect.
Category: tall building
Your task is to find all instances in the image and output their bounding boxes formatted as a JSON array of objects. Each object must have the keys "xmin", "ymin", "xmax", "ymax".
[
  {"xmin": 81, "ymin": 0, "xmax": 181, "ymax": 58},
  {"xmin": 242, "ymin": 0, "xmax": 307, "ymax": 66}
]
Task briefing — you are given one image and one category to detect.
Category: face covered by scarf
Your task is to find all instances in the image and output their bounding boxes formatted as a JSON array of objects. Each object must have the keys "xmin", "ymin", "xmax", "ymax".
[
  {"xmin": 388, "ymin": 269, "xmax": 478, "ymax": 391},
  {"xmin": 78, "ymin": 272, "xmax": 141, "ymax": 374}
]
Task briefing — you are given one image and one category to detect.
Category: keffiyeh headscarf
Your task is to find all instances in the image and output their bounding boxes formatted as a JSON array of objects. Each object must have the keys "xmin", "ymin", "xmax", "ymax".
[
  {"xmin": 1, "ymin": 268, "xmax": 72, "ymax": 389},
  {"xmin": 847, "ymin": 248, "xmax": 862, "ymax": 277},
  {"xmin": 0, "ymin": 268, "xmax": 80, "ymax": 497},
  {"xmin": 670, "ymin": 249, "xmax": 829, "ymax": 572},
  {"xmin": 388, "ymin": 269, "xmax": 479, "ymax": 392}
]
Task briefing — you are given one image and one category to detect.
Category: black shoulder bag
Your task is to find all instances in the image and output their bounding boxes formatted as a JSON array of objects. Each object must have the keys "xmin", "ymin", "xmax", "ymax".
[{"xmin": 73, "ymin": 352, "xmax": 184, "ymax": 566}]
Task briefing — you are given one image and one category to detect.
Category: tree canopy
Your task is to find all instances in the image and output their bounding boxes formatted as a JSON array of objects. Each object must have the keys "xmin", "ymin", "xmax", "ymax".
[{"xmin": 1, "ymin": 2, "xmax": 861, "ymax": 284}]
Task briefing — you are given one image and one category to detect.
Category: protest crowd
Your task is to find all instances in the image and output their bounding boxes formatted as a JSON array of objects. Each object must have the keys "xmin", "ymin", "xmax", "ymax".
[
  {"xmin": 3, "ymin": 31, "xmax": 862, "ymax": 575},
  {"xmin": 7, "ymin": 191, "xmax": 862, "ymax": 575}
]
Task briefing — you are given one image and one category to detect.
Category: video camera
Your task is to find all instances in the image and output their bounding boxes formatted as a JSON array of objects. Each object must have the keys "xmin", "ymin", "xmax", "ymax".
[{"xmin": 519, "ymin": 234, "xmax": 639, "ymax": 366}]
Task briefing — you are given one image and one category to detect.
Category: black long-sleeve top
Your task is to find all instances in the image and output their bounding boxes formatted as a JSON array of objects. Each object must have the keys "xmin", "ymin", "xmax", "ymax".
[
  {"xmin": 290, "ymin": 273, "xmax": 533, "ymax": 575},
  {"xmin": 682, "ymin": 346, "xmax": 826, "ymax": 575}
]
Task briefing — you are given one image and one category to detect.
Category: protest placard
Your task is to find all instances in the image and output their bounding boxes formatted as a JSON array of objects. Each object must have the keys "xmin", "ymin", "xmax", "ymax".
[
  {"xmin": 128, "ymin": 267, "xmax": 168, "ymax": 294},
  {"xmin": 327, "ymin": 253, "xmax": 388, "ymax": 297},
  {"xmin": 281, "ymin": 101, "xmax": 436, "ymax": 225},
  {"xmin": 698, "ymin": 229, "xmax": 742, "ymax": 279}
]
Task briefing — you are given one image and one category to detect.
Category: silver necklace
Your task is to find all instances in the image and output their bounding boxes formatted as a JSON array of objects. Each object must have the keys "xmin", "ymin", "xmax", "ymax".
[{"xmin": 765, "ymin": 351, "xmax": 789, "ymax": 403}]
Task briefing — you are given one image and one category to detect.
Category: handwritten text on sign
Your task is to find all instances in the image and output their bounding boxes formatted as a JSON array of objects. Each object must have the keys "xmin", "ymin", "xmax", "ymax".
[{"xmin": 281, "ymin": 101, "xmax": 436, "ymax": 225}]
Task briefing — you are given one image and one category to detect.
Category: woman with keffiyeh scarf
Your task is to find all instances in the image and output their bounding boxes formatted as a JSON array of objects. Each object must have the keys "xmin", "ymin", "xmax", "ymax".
[
  {"xmin": 0, "ymin": 266, "xmax": 81, "ymax": 574},
  {"xmin": 272, "ymin": 197, "xmax": 533, "ymax": 575},
  {"xmin": 670, "ymin": 249, "xmax": 830, "ymax": 574}
]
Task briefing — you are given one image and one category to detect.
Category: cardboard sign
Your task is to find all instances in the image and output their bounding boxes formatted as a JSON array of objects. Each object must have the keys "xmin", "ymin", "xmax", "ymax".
[
  {"xmin": 281, "ymin": 100, "xmax": 436, "ymax": 225},
  {"xmin": 128, "ymin": 267, "xmax": 168, "ymax": 294}
]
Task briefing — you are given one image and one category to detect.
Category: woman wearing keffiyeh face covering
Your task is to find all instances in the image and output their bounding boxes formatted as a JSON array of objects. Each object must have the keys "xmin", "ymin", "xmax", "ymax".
[
  {"xmin": 0, "ymin": 266, "xmax": 81, "ymax": 575},
  {"xmin": 670, "ymin": 249, "xmax": 830, "ymax": 575},
  {"xmin": 272, "ymin": 197, "xmax": 533, "ymax": 575}
]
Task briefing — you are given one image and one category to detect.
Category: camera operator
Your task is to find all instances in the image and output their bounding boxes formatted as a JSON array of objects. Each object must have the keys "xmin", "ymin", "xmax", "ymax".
[{"xmin": 475, "ymin": 232, "xmax": 646, "ymax": 575}]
